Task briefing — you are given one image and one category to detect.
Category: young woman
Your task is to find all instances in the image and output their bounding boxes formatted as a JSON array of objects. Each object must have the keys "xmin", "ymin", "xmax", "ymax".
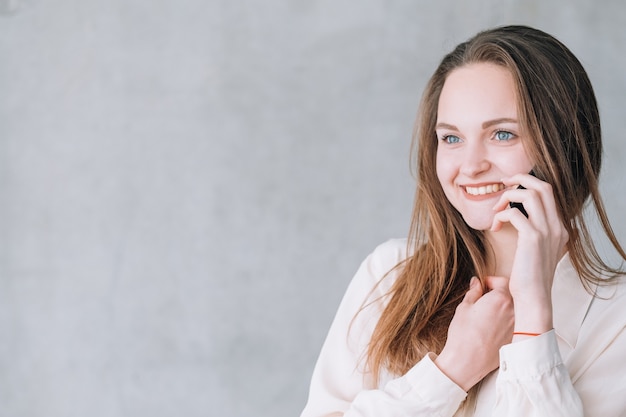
[{"xmin": 300, "ymin": 25, "xmax": 626, "ymax": 416}]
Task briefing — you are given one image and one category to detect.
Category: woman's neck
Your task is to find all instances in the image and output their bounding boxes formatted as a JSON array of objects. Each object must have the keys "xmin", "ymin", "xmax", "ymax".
[{"xmin": 485, "ymin": 223, "xmax": 519, "ymax": 277}]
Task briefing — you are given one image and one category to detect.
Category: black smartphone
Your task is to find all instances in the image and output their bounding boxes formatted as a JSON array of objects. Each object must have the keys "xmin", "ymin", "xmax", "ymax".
[{"xmin": 509, "ymin": 170, "xmax": 535, "ymax": 218}]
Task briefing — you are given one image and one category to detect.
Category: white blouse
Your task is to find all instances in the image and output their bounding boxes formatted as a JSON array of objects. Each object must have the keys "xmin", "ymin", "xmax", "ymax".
[{"xmin": 300, "ymin": 239, "xmax": 626, "ymax": 417}]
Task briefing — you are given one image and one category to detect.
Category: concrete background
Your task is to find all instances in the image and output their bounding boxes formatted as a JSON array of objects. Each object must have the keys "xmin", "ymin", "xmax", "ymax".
[{"xmin": 1, "ymin": 1, "xmax": 625, "ymax": 416}]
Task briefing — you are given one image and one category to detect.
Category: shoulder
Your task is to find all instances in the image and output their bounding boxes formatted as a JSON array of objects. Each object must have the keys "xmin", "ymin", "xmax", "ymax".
[
  {"xmin": 596, "ymin": 271, "xmax": 626, "ymax": 311},
  {"xmin": 567, "ymin": 274, "xmax": 626, "ymax": 409},
  {"xmin": 336, "ymin": 239, "xmax": 410, "ymax": 353},
  {"xmin": 594, "ymin": 274, "xmax": 626, "ymax": 315},
  {"xmin": 364, "ymin": 238, "xmax": 410, "ymax": 273},
  {"xmin": 576, "ymin": 272, "xmax": 626, "ymax": 348},
  {"xmin": 344, "ymin": 238, "xmax": 410, "ymax": 307},
  {"xmin": 361, "ymin": 238, "xmax": 410, "ymax": 286}
]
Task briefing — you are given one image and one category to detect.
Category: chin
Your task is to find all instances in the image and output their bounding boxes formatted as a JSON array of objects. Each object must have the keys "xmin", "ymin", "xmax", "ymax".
[{"xmin": 461, "ymin": 216, "xmax": 493, "ymax": 232}]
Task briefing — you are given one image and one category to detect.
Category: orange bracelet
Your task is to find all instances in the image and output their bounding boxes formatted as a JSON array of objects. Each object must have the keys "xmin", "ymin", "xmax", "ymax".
[{"xmin": 513, "ymin": 331, "xmax": 542, "ymax": 336}]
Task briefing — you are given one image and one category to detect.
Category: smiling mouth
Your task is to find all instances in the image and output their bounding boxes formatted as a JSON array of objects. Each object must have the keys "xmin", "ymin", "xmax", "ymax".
[{"xmin": 464, "ymin": 183, "xmax": 505, "ymax": 196}]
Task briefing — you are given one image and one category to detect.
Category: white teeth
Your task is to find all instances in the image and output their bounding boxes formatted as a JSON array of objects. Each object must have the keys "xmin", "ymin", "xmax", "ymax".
[{"xmin": 465, "ymin": 183, "xmax": 504, "ymax": 196}]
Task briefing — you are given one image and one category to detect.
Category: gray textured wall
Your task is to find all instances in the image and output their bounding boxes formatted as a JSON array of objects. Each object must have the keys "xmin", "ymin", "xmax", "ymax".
[{"xmin": 1, "ymin": 1, "xmax": 625, "ymax": 416}]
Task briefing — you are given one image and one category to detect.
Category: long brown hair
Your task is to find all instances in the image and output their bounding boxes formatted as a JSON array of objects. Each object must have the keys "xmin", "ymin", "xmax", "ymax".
[{"xmin": 367, "ymin": 25, "xmax": 626, "ymax": 391}]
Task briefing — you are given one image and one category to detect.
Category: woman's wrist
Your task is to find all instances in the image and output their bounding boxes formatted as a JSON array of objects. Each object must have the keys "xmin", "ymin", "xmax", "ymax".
[
  {"xmin": 511, "ymin": 291, "xmax": 553, "ymax": 327},
  {"xmin": 512, "ymin": 301, "xmax": 553, "ymax": 338},
  {"xmin": 434, "ymin": 349, "xmax": 481, "ymax": 392},
  {"xmin": 512, "ymin": 331, "xmax": 543, "ymax": 337}
]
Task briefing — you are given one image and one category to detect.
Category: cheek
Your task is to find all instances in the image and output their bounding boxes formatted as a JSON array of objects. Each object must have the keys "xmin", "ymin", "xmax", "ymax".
[
  {"xmin": 497, "ymin": 153, "xmax": 534, "ymax": 175},
  {"xmin": 435, "ymin": 156, "xmax": 458, "ymax": 205},
  {"xmin": 435, "ymin": 152, "xmax": 453, "ymax": 186},
  {"xmin": 497, "ymin": 143, "xmax": 534, "ymax": 172}
]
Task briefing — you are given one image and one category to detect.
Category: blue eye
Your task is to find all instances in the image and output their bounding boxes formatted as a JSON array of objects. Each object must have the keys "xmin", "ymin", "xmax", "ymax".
[
  {"xmin": 495, "ymin": 131, "xmax": 514, "ymax": 141},
  {"xmin": 442, "ymin": 135, "xmax": 461, "ymax": 144}
]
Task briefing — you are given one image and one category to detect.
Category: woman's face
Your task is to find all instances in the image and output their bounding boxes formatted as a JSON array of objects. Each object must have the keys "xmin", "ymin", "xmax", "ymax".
[{"xmin": 435, "ymin": 62, "xmax": 534, "ymax": 231}]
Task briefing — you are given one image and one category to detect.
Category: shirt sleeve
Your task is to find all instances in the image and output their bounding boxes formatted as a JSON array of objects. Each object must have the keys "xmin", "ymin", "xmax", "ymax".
[
  {"xmin": 300, "ymin": 240, "xmax": 467, "ymax": 417},
  {"xmin": 494, "ymin": 330, "xmax": 583, "ymax": 417}
]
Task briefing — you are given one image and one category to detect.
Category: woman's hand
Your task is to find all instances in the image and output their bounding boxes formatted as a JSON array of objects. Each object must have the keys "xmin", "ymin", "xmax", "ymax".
[
  {"xmin": 435, "ymin": 276, "xmax": 514, "ymax": 392},
  {"xmin": 491, "ymin": 173, "xmax": 569, "ymax": 335}
]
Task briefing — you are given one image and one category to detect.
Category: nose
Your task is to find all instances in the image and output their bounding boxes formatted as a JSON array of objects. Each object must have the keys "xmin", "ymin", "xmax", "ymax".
[{"xmin": 460, "ymin": 142, "xmax": 490, "ymax": 177}]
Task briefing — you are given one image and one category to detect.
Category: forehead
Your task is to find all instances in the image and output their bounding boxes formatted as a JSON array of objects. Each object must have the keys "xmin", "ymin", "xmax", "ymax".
[{"xmin": 436, "ymin": 63, "xmax": 518, "ymax": 124}]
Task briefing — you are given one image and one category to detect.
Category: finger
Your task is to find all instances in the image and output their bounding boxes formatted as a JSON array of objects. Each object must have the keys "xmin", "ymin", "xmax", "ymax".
[
  {"xmin": 463, "ymin": 276, "xmax": 483, "ymax": 304},
  {"xmin": 483, "ymin": 275, "xmax": 510, "ymax": 292},
  {"xmin": 491, "ymin": 187, "xmax": 526, "ymax": 213},
  {"xmin": 490, "ymin": 204, "xmax": 530, "ymax": 232},
  {"xmin": 492, "ymin": 188, "xmax": 549, "ymax": 229},
  {"xmin": 527, "ymin": 180, "xmax": 563, "ymax": 236},
  {"xmin": 501, "ymin": 174, "xmax": 557, "ymax": 226},
  {"xmin": 501, "ymin": 173, "xmax": 543, "ymax": 190}
]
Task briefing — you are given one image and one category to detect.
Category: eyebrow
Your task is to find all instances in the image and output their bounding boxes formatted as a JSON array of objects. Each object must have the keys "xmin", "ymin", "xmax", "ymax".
[{"xmin": 435, "ymin": 118, "xmax": 519, "ymax": 131}]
